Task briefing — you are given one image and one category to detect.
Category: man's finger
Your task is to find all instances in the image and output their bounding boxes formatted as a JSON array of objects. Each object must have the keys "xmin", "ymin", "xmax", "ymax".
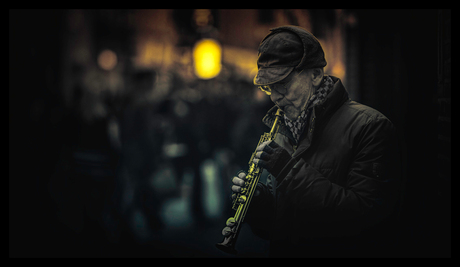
[
  {"xmin": 232, "ymin": 177, "xmax": 245, "ymax": 186},
  {"xmin": 263, "ymin": 143, "xmax": 275, "ymax": 154},
  {"xmin": 222, "ymin": 227, "xmax": 233, "ymax": 236},
  {"xmin": 226, "ymin": 217, "xmax": 236, "ymax": 226},
  {"xmin": 232, "ymin": 185, "xmax": 242, "ymax": 193},
  {"xmin": 268, "ymin": 140, "xmax": 280, "ymax": 149},
  {"xmin": 237, "ymin": 171, "xmax": 247, "ymax": 179},
  {"xmin": 255, "ymin": 140, "xmax": 272, "ymax": 152},
  {"xmin": 255, "ymin": 159, "xmax": 268, "ymax": 169},
  {"xmin": 256, "ymin": 151, "xmax": 270, "ymax": 161}
]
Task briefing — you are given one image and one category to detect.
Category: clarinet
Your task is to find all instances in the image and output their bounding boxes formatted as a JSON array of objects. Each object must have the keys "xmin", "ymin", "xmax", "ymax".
[{"xmin": 216, "ymin": 109, "xmax": 283, "ymax": 255}]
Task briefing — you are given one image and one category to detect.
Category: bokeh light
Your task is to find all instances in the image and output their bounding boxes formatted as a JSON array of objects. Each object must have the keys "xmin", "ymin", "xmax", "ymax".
[
  {"xmin": 193, "ymin": 39, "xmax": 222, "ymax": 80},
  {"xmin": 97, "ymin": 49, "xmax": 118, "ymax": 71}
]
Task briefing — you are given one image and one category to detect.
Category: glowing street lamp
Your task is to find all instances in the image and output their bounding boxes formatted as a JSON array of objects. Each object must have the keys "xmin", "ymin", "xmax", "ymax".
[{"xmin": 193, "ymin": 38, "xmax": 222, "ymax": 80}]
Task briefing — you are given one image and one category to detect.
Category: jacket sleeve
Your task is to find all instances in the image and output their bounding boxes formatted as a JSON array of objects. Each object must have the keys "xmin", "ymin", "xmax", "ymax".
[
  {"xmin": 244, "ymin": 175, "xmax": 275, "ymax": 240},
  {"xmin": 276, "ymin": 116, "xmax": 401, "ymax": 238}
]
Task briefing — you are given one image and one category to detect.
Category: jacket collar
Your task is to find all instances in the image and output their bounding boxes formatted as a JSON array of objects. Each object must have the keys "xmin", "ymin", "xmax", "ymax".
[
  {"xmin": 262, "ymin": 75, "xmax": 349, "ymax": 135},
  {"xmin": 313, "ymin": 75, "xmax": 349, "ymax": 124}
]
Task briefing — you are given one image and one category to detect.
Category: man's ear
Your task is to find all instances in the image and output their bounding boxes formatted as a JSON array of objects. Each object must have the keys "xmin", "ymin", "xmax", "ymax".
[{"xmin": 311, "ymin": 68, "xmax": 324, "ymax": 87}]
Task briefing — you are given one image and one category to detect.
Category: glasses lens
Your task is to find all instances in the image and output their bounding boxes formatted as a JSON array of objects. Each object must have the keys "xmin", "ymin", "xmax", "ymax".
[{"xmin": 259, "ymin": 86, "xmax": 271, "ymax": 95}]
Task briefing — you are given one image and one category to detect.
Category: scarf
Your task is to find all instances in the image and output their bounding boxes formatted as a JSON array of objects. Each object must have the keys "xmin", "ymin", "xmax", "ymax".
[{"xmin": 284, "ymin": 75, "xmax": 334, "ymax": 143}]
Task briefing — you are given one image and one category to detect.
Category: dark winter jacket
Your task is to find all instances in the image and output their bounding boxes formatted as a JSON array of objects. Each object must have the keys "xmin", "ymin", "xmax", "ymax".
[{"xmin": 246, "ymin": 75, "xmax": 402, "ymax": 257}]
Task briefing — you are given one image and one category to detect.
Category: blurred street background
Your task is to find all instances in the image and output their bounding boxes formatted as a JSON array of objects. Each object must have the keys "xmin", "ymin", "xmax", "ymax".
[{"xmin": 10, "ymin": 9, "xmax": 450, "ymax": 257}]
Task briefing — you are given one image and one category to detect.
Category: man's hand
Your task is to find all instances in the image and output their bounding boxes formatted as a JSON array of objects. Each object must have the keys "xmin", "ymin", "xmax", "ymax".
[
  {"xmin": 223, "ymin": 171, "xmax": 249, "ymax": 237},
  {"xmin": 231, "ymin": 171, "xmax": 261, "ymax": 202},
  {"xmin": 231, "ymin": 171, "xmax": 247, "ymax": 199},
  {"xmin": 253, "ymin": 140, "xmax": 293, "ymax": 178}
]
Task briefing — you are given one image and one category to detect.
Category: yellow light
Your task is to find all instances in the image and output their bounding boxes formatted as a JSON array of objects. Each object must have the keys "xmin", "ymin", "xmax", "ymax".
[
  {"xmin": 193, "ymin": 39, "xmax": 222, "ymax": 80},
  {"xmin": 332, "ymin": 60, "xmax": 345, "ymax": 80}
]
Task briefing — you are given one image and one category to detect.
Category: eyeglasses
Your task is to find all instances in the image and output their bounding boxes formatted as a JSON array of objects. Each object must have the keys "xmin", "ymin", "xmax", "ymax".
[{"xmin": 258, "ymin": 69, "xmax": 304, "ymax": 96}]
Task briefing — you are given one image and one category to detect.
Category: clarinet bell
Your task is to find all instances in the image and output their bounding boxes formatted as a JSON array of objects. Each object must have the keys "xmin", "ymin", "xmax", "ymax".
[{"xmin": 216, "ymin": 236, "xmax": 238, "ymax": 255}]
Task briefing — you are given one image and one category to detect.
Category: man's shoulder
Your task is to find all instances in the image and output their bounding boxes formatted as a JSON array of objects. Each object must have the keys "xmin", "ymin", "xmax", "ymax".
[
  {"xmin": 342, "ymin": 100, "xmax": 392, "ymax": 126},
  {"xmin": 333, "ymin": 100, "xmax": 396, "ymax": 138}
]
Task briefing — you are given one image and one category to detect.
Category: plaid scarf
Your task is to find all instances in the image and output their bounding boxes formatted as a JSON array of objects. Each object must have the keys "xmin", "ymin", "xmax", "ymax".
[{"xmin": 284, "ymin": 75, "xmax": 334, "ymax": 143}]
